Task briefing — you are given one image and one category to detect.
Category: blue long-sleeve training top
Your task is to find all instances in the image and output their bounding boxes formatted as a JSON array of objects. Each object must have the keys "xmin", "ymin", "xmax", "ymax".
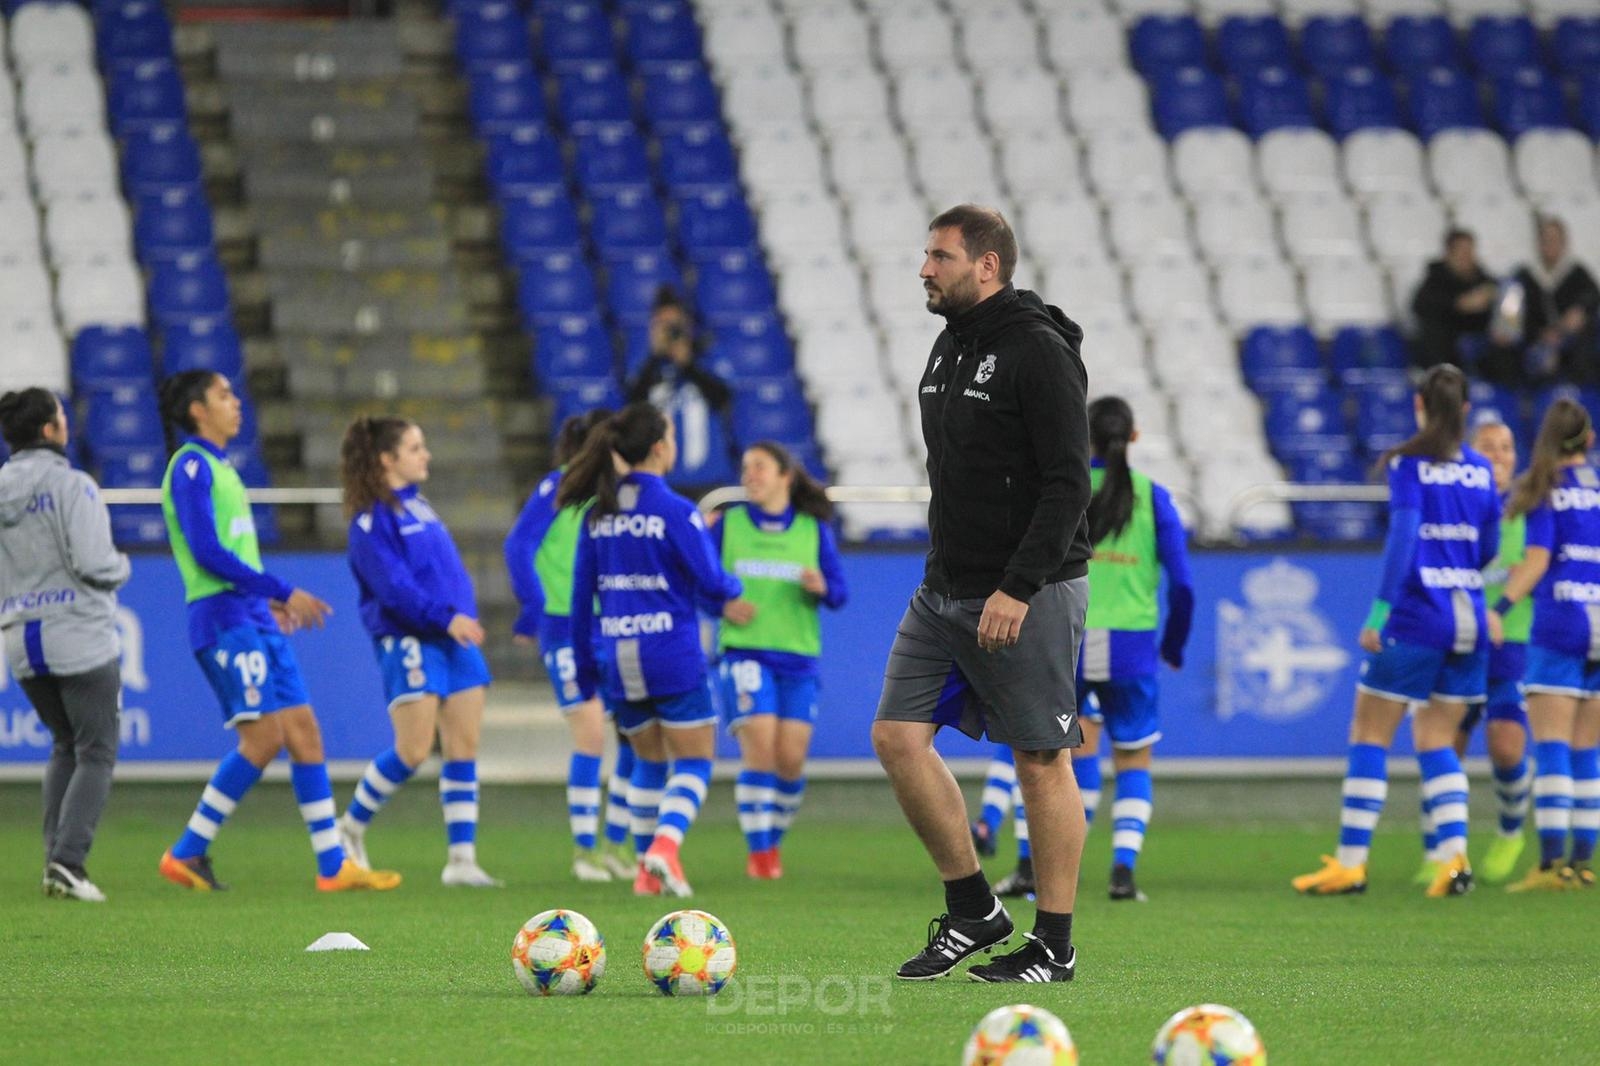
[
  {"xmin": 571, "ymin": 472, "xmax": 743, "ymax": 702},
  {"xmin": 167, "ymin": 435, "xmax": 290, "ymax": 650},
  {"xmin": 1526, "ymin": 464, "xmax": 1600, "ymax": 659},
  {"xmin": 347, "ymin": 484, "xmax": 477, "ymax": 640},
  {"xmin": 1369, "ymin": 450, "xmax": 1500, "ymax": 654},
  {"xmin": 504, "ymin": 468, "xmax": 560, "ymax": 640}
]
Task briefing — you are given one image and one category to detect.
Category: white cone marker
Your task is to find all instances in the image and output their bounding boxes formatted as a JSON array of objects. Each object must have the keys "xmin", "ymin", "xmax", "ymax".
[{"xmin": 306, "ymin": 932, "xmax": 369, "ymax": 952}]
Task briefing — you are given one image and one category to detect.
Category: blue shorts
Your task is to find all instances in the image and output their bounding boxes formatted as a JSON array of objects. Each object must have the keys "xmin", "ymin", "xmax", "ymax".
[
  {"xmin": 1077, "ymin": 675, "xmax": 1160, "ymax": 750},
  {"xmin": 540, "ymin": 639, "xmax": 588, "ymax": 710},
  {"xmin": 1459, "ymin": 675, "xmax": 1530, "ymax": 734},
  {"xmin": 196, "ymin": 625, "xmax": 311, "ymax": 728},
  {"xmin": 612, "ymin": 680, "xmax": 718, "ymax": 736},
  {"xmin": 1357, "ymin": 640, "xmax": 1487, "ymax": 704},
  {"xmin": 375, "ymin": 634, "xmax": 491, "ymax": 711},
  {"xmin": 719, "ymin": 658, "xmax": 819, "ymax": 732},
  {"xmin": 1523, "ymin": 645, "xmax": 1600, "ymax": 699}
]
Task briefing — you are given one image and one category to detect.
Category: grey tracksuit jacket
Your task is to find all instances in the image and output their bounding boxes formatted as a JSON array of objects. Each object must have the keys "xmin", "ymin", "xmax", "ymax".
[{"xmin": 0, "ymin": 446, "xmax": 130, "ymax": 679}]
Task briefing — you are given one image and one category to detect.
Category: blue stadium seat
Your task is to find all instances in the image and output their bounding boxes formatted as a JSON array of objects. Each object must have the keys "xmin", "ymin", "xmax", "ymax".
[
  {"xmin": 500, "ymin": 188, "xmax": 583, "ymax": 258},
  {"xmin": 1300, "ymin": 15, "xmax": 1378, "ymax": 78},
  {"xmin": 1407, "ymin": 66, "xmax": 1485, "ymax": 138},
  {"xmin": 161, "ymin": 318, "xmax": 244, "ymax": 377},
  {"xmin": 1495, "ymin": 67, "xmax": 1569, "ymax": 138},
  {"xmin": 657, "ymin": 123, "xmax": 738, "ymax": 193},
  {"xmin": 623, "ymin": 1, "xmax": 701, "ymax": 67},
  {"xmin": 1348, "ymin": 373, "xmax": 1415, "ymax": 441},
  {"xmin": 1295, "ymin": 501, "xmax": 1384, "ymax": 542},
  {"xmin": 640, "ymin": 62, "xmax": 721, "ymax": 130},
  {"xmin": 572, "ymin": 125, "xmax": 652, "ymax": 193},
  {"xmin": 148, "ymin": 252, "xmax": 229, "ymax": 330},
  {"xmin": 537, "ymin": 1, "xmax": 616, "ymax": 70},
  {"xmin": 96, "ymin": 446, "xmax": 165, "ymax": 489},
  {"xmin": 1274, "ymin": 435, "xmax": 1363, "ymax": 482},
  {"xmin": 1553, "ymin": 17, "xmax": 1600, "ymax": 78},
  {"xmin": 1242, "ymin": 326, "xmax": 1322, "ymax": 383},
  {"xmin": 1467, "ymin": 380, "xmax": 1525, "ymax": 437},
  {"xmin": 1129, "ymin": 15, "xmax": 1209, "ymax": 79},
  {"xmin": 733, "ymin": 388, "xmax": 813, "ymax": 445},
  {"xmin": 517, "ymin": 252, "xmax": 600, "ymax": 323},
  {"xmin": 606, "ymin": 250, "xmax": 681, "ymax": 323},
  {"xmin": 96, "ymin": 0, "xmax": 174, "ymax": 66},
  {"xmin": 73, "ymin": 325, "xmax": 154, "ymax": 391},
  {"xmin": 1237, "ymin": 66, "xmax": 1316, "ymax": 136},
  {"xmin": 535, "ymin": 314, "xmax": 616, "ymax": 383},
  {"xmin": 1255, "ymin": 369, "xmax": 1346, "ymax": 439},
  {"xmin": 1383, "ymin": 15, "xmax": 1462, "ymax": 76},
  {"xmin": 107, "ymin": 59, "xmax": 186, "ymax": 136},
  {"xmin": 1467, "ymin": 15, "xmax": 1540, "ymax": 78},
  {"xmin": 696, "ymin": 251, "xmax": 776, "ymax": 320},
  {"xmin": 468, "ymin": 62, "xmax": 545, "ymax": 132},
  {"xmin": 83, "ymin": 385, "xmax": 164, "ymax": 453},
  {"xmin": 1581, "ymin": 74, "xmax": 1600, "ymax": 139},
  {"xmin": 556, "ymin": 63, "xmax": 633, "ymax": 130},
  {"xmin": 589, "ymin": 187, "xmax": 668, "ymax": 258},
  {"xmin": 453, "ymin": 1, "xmax": 529, "ymax": 68},
  {"xmin": 706, "ymin": 313, "xmax": 794, "ymax": 382},
  {"xmin": 110, "ymin": 506, "xmax": 168, "ymax": 546},
  {"xmin": 550, "ymin": 376, "xmax": 626, "ymax": 432},
  {"xmin": 484, "ymin": 123, "xmax": 566, "ymax": 195},
  {"xmin": 1152, "ymin": 66, "xmax": 1231, "ymax": 139},
  {"xmin": 121, "ymin": 123, "xmax": 202, "ymax": 195},
  {"xmin": 1330, "ymin": 326, "xmax": 1408, "ymax": 380},
  {"xmin": 133, "ymin": 185, "xmax": 214, "ymax": 259},
  {"xmin": 1217, "ymin": 15, "xmax": 1294, "ymax": 77},
  {"xmin": 1325, "ymin": 66, "xmax": 1401, "ymax": 137},
  {"xmin": 677, "ymin": 188, "xmax": 758, "ymax": 259}
]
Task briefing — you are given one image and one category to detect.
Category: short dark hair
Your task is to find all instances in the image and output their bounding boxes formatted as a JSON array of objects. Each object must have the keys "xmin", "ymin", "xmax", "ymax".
[
  {"xmin": 0, "ymin": 388, "xmax": 60, "ymax": 450},
  {"xmin": 159, "ymin": 370, "xmax": 222, "ymax": 436},
  {"xmin": 1445, "ymin": 227, "xmax": 1475, "ymax": 248},
  {"xmin": 652, "ymin": 284, "xmax": 686, "ymax": 313},
  {"xmin": 929, "ymin": 204, "xmax": 1019, "ymax": 284}
]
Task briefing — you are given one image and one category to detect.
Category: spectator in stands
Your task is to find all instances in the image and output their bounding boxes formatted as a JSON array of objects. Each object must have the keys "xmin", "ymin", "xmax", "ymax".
[
  {"xmin": 0, "ymin": 388, "xmax": 129, "ymax": 903},
  {"xmin": 1411, "ymin": 228, "xmax": 1502, "ymax": 379},
  {"xmin": 1508, "ymin": 216, "xmax": 1600, "ymax": 385},
  {"xmin": 625, "ymin": 286, "xmax": 735, "ymax": 496}
]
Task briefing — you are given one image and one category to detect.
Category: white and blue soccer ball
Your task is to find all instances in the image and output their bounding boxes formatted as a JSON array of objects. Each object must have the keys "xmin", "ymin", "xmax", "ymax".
[
  {"xmin": 642, "ymin": 909, "xmax": 737, "ymax": 996},
  {"xmin": 1151, "ymin": 1003, "xmax": 1267, "ymax": 1065},
  {"xmin": 511, "ymin": 909, "xmax": 606, "ymax": 996},
  {"xmin": 963, "ymin": 1003, "xmax": 1078, "ymax": 1065}
]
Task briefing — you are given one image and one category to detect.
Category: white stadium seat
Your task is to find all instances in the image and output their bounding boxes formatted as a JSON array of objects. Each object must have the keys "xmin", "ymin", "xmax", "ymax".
[
  {"xmin": 806, "ymin": 64, "xmax": 893, "ymax": 132},
  {"xmin": 1365, "ymin": 190, "xmax": 1451, "ymax": 267},
  {"xmin": 1429, "ymin": 129, "xmax": 1517, "ymax": 203},
  {"xmin": 1019, "ymin": 192, "xmax": 1108, "ymax": 259},
  {"xmin": 8, "ymin": 2, "xmax": 95, "ymax": 72},
  {"xmin": 846, "ymin": 189, "xmax": 931, "ymax": 261},
  {"xmin": 1085, "ymin": 127, "xmax": 1172, "ymax": 200},
  {"xmin": 738, "ymin": 121, "xmax": 826, "ymax": 193},
  {"xmin": 874, "ymin": 6, "xmax": 959, "ymax": 72},
  {"xmin": 999, "ymin": 127, "xmax": 1087, "ymax": 199},
  {"xmin": 1193, "ymin": 190, "xmax": 1282, "ymax": 265},
  {"xmin": 1280, "ymin": 190, "xmax": 1367, "ymax": 263},
  {"xmin": 1173, "ymin": 127, "xmax": 1259, "ymax": 198},
  {"xmin": 19, "ymin": 61, "xmax": 105, "ymax": 137},
  {"xmin": 1040, "ymin": 253, "xmax": 1128, "ymax": 313},
  {"xmin": 1540, "ymin": 192, "xmax": 1600, "ymax": 268},
  {"xmin": 776, "ymin": 248, "xmax": 864, "ymax": 320},
  {"xmin": 720, "ymin": 64, "xmax": 809, "ymax": 128},
  {"xmin": 1043, "ymin": 5, "xmax": 1127, "ymax": 73},
  {"xmin": 789, "ymin": 3, "xmax": 873, "ymax": 70},
  {"xmin": 1216, "ymin": 254, "xmax": 1304, "ymax": 332},
  {"xmin": 1513, "ymin": 129, "xmax": 1597, "ymax": 204},
  {"xmin": 57, "ymin": 257, "xmax": 147, "ymax": 335},
  {"xmin": 758, "ymin": 187, "xmax": 847, "ymax": 266},
  {"xmin": 1129, "ymin": 252, "xmax": 1216, "ymax": 326},
  {"xmin": 0, "ymin": 258, "xmax": 55, "ymax": 315},
  {"xmin": 45, "ymin": 194, "xmax": 133, "ymax": 267},
  {"xmin": 1342, "ymin": 128, "xmax": 1430, "ymax": 199},
  {"xmin": 826, "ymin": 125, "xmax": 914, "ymax": 196},
  {"xmin": 1107, "ymin": 191, "xmax": 1193, "ymax": 264},
  {"xmin": 1258, "ymin": 128, "xmax": 1344, "ymax": 198},
  {"xmin": 978, "ymin": 67, "xmax": 1063, "ymax": 135},
  {"xmin": 892, "ymin": 67, "xmax": 981, "ymax": 132},
  {"xmin": 1304, "ymin": 256, "xmax": 1391, "ymax": 335},
  {"xmin": 0, "ymin": 190, "xmax": 42, "ymax": 254},
  {"xmin": 0, "ymin": 314, "xmax": 68, "ymax": 394},
  {"xmin": 1452, "ymin": 193, "xmax": 1538, "ymax": 275},
  {"xmin": 1063, "ymin": 67, "xmax": 1151, "ymax": 132},
  {"xmin": 958, "ymin": 8, "xmax": 1044, "ymax": 69},
  {"xmin": 701, "ymin": 3, "xmax": 788, "ymax": 73}
]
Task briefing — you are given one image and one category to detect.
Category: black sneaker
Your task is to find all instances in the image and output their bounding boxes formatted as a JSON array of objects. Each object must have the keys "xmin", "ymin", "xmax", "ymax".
[
  {"xmin": 970, "ymin": 821, "xmax": 996, "ymax": 858},
  {"xmin": 1109, "ymin": 863, "xmax": 1147, "ymax": 902},
  {"xmin": 895, "ymin": 902, "xmax": 1013, "ymax": 980},
  {"xmin": 967, "ymin": 933, "xmax": 1077, "ymax": 983},
  {"xmin": 993, "ymin": 858, "xmax": 1035, "ymax": 898}
]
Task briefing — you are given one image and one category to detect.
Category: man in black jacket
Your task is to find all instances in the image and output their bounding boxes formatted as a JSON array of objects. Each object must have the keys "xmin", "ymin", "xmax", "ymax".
[{"xmin": 873, "ymin": 204, "xmax": 1092, "ymax": 985}]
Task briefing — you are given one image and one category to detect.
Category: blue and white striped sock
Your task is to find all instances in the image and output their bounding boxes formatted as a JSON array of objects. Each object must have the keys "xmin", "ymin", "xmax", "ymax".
[
  {"xmin": 1534, "ymin": 740, "xmax": 1573, "ymax": 867},
  {"xmin": 604, "ymin": 740, "xmax": 635, "ymax": 847},
  {"xmin": 1419, "ymin": 792, "xmax": 1441, "ymax": 862},
  {"xmin": 172, "ymin": 751, "xmax": 262, "ymax": 859},
  {"xmin": 979, "ymin": 749, "xmax": 1016, "ymax": 838},
  {"xmin": 1013, "ymin": 785, "xmax": 1031, "ymax": 861},
  {"xmin": 655, "ymin": 758, "xmax": 712, "ymax": 847},
  {"xmin": 1493, "ymin": 754, "xmax": 1533, "ymax": 837},
  {"xmin": 440, "ymin": 759, "xmax": 479, "ymax": 864},
  {"xmin": 1336, "ymin": 743, "xmax": 1388, "ymax": 869},
  {"xmin": 347, "ymin": 748, "xmax": 416, "ymax": 826},
  {"xmin": 1418, "ymin": 747, "xmax": 1469, "ymax": 861},
  {"xmin": 773, "ymin": 776, "xmax": 805, "ymax": 846},
  {"xmin": 1570, "ymin": 747, "xmax": 1599, "ymax": 864},
  {"xmin": 736, "ymin": 769, "xmax": 777, "ymax": 854},
  {"xmin": 1112, "ymin": 768, "xmax": 1153, "ymax": 870},
  {"xmin": 629, "ymin": 758, "xmax": 669, "ymax": 855},
  {"xmin": 1073, "ymin": 754, "xmax": 1103, "ymax": 826},
  {"xmin": 291, "ymin": 762, "xmax": 344, "ymax": 878},
  {"xmin": 568, "ymin": 752, "xmax": 603, "ymax": 850}
]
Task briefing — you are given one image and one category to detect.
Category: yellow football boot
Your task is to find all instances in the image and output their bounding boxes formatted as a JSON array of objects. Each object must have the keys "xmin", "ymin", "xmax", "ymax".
[
  {"xmin": 1425, "ymin": 853, "xmax": 1474, "ymax": 897},
  {"xmin": 1481, "ymin": 833, "xmax": 1526, "ymax": 883},
  {"xmin": 1292, "ymin": 855, "xmax": 1368, "ymax": 895},
  {"xmin": 316, "ymin": 859, "xmax": 402, "ymax": 892},
  {"xmin": 1506, "ymin": 864, "xmax": 1576, "ymax": 893}
]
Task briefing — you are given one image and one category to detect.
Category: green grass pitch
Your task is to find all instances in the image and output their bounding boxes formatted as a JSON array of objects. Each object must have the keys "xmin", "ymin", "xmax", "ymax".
[{"xmin": 2, "ymin": 777, "xmax": 1597, "ymax": 1063}]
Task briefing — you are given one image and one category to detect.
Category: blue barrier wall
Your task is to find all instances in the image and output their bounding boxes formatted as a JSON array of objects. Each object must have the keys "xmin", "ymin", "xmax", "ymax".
[{"xmin": 2, "ymin": 548, "xmax": 1461, "ymax": 765}]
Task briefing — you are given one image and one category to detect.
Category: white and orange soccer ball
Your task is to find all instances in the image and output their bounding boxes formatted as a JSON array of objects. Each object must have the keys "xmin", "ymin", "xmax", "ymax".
[
  {"xmin": 1151, "ymin": 1003, "xmax": 1267, "ymax": 1065},
  {"xmin": 963, "ymin": 1003, "xmax": 1078, "ymax": 1065},
  {"xmin": 511, "ymin": 909, "xmax": 606, "ymax": 996},
  {"xmin": 642, "ymin": 909, "xmax": 737, "ymax": 996}
]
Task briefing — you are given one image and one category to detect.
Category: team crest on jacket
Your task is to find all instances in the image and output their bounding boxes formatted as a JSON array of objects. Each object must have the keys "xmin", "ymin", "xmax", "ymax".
[{"xmin": 974, "ymin": 354, "xmax": 996, "ymax": 383}]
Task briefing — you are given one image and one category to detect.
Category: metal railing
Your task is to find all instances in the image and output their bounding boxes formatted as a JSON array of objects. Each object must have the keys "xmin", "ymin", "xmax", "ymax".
[
  {"xmin": 100, "ymin": 488, "xmax": 346, "ymax": 506},
  {"xmin": 1226, "ymin": 481, "xmax": 1386, "ymax": 541}
]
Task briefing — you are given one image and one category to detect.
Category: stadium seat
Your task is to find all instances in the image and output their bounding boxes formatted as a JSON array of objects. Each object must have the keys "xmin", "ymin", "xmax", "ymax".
[
  {"xmin": 10, "ymin": 2, "xmax": 95, "ymax": 72},
  {"xmin": 1216, "ymin": 254, "xmax": 1304, "ymax": 331},
  {"xmin": 452, "ymin": 1, "xmax": 529, "ymax": 68},
  {"xmin": 499, "ymin": 188, "xmax": 582, "ymax": 258},
  {"xmin": 1152, "ymin": 66, "xmax": 1232, "ymax": 139},
  {"xmin": 1280, "ymin": 191, "xmax": 1365, "ymax": 262},
  {"xmin": 82, "ymin": 385, "xmax": 164, "ymax": 452},
  {"xmin": 1552, "ymin": 17, "xmax": 1600, "ymax": 78},
  {"xmin": 1130, "ymin": 14, "xmax": 1210, "ymax": 78},
  {"xmin": 1043, "ymin": 3, "xmax": 1124, "ymax": 72},
  {"xmin": 533, "ymin": 314, "xmax": 616, "ymax": 383},
  {"xmin": 1466, "ymin": 15, "xmax": 1540, "ymax": 78},
  {"xmin": 700, "ymin": 2, "xmax": 786, "ymax": 74},
  {"xmin": 807, "ymin": 62, "xmax": 893, "ymax": 132},
  {"xmin": 95, "ymin": 446, "xmax": 166, "ymax": 489},
  {"xmin": 978, "ymin": 68, "xmax": 1064, "ymax": 136},
  {"xmin": 1000, "ymin": 129, "xmax": 1087, "ymax": 198},
  {"xmin": 1452, "ymin": 192, "xmax": 1538, "ymax": 274},
  {"xmin": 1106, "ymin": 191, "xmax": 1194, "ymax": 265},
  {"xmin": 556, "ymin": 63, "xmax": 633, "ymax": 130},
  {"xmin": 45, "ymin": 196, "xmax": 133, "ymax": 267},
  {"xmin": 0, "ymin": 258, "xmax": 55, "ymax": 317},
  {"xmin": 572, "ymin": 126, "xmax": 651, "ymax": 193},
  {"xmin": 59, "ymin": 261, "xmax": 144, "ymax": 338},
  {"xmin": 1407, "ymin": 66, "xmax": 1485, "ymax": 138},
  {"xmin": 1275, "ymin": 434, "xmax": 1363, "ymax": 482},
  {"xmin": 107, "ymin": 58, "xmax": 186, "ymax": 135},
  {"xmin": 706, "ymin": 313, "xmax": 794, "ymax": 382},
  {"xmin": 1324, "ymin": 67, "xmax": 1402, "ymax": 138},
  {"xmin": 1237, "ymin": 66, "xmax": 1316, "ymax": 137},
  {"xmin": 1493, "ymin": 67, "xmax": 1569, "ymax": 139},
  {"xmin": 484, "ymin": 123, "xmax": 566, "ymax": 195},
  {"xmin": 468, "ymin": 63, "xmax": 545, "ymax": 132},
  {"xmin": 1365, "ymin": 190, "xmax": 1450, "ymax": 266},
  {"xmin": 1173, "ymin": 128, "xmax": 1260, "ymax": 200},
  {"xmin": 1129, "ymin": 254, "xmax": 1215, "ymax": 325},
  {"xmin": 1300, "ymin": 15, "xmax": 1378, "ymax": 77},
  {"xmin": 0, "ymin": 313, "xmax": 68, "ymax": 394},
  {"xmin": 695, "ymin": 251, "xmax": 777, "ymax": 320},
  {"xmin": 95, "ymin": 0, "xmax": 175, "ymax": 67},
  {"xmin": 516, "ymin": 252, "xmax": 600, "ymax": 323},
  {"xmin": 1304, "ymin": 257, "xmax": 1391, "ymax": 335},
  {"xmin": 639, "ymin": 63, "xmax": 720, "ymax": 131},
  {"xmin": 1513, "ymin": 128, "xmax": 1597, "ymax": 202},
  {"xmin": 132, "ymin": 184, "xmax": 214, "ymax": 260},
  {"xmin": 958, "ymin": 6, "xmax": 1044, "ymax": 69},
  {"xmin": 605, "ymin": 250, "xmax": 681, "ymax": 322},
  {"xmin": 121, "ymin": 122, "xmax": 203, "ymax": 195},
  {"xmin": 624, "ymin": 1, "xmax": 702, "ymax": 67},
  {"xmin": 1242, "ymin": 325, "xmax": 1322, "ymax": 383},
  {"xmin": 33, "ymin": 129, "xmax": 120, "ymax": 203},
  {"xmin": 676, "ymin": 187, "xmax": 758, "ymax": 258},
  {"xmin": 1063, "ymin": 67, "xmax": 1150, "ymax": 131},
  {"xmin": 1342, "ymin": 127, "xmax": 1429, "ymax": 198},
  {"xmin": 1216, "ymin": 15, "xmax": 1295, "ymax": 77},
  {"xmin": 827, "ymin": 125, "xmax": 914, "ymax": 195},
  {"xmin": 1193, "ymin": 189, "xmax": 1281, "ymax": 264},
  {"xmin": 591, "ymin": 188, "xmax": 669, "ymax": 259},
  {"xmin": 1085, "ymin": 127, "xmax": 1172, "ymax": 200},
  {"xmin": 71, "ymin": 324, "xmax": 154, "ymax": 390},
  {"xmin": 161, "ymin": 318, "xmax": 244, "ymax": 377},
  {"xmin": 1330, "ymin": 324, "xmax": 1410, "ymax": 379},
  {"xmin": 656, "ymin": 123, "xmax": 737, "ymax": 193},
  {"xmin": 537, "ymin": 1, "xmax": 615, "ymax": 70},
  {"xmin": 1257, "ymin": 369, "xmax": 1347, "ymax": 439},
  {"xmin": 148, "ymin": 252, "xmax": 228, "ymax": 330},
  {"xmin": 1428, "ymin": 128, "xmax": 1516, "ymax": 201},
  {"xmin": 0, "ymin": 127, "xmax": 28, "ymax": 191},
  {"xmin": 1258, "ymin": 127, "xmax": 1343, "ymax": 195}
]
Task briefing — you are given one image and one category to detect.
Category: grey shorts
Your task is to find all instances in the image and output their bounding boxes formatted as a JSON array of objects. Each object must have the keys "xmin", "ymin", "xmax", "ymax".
[{"xmin": 874, "ymin": 579, "xmax": 1088, "ymax": 751}]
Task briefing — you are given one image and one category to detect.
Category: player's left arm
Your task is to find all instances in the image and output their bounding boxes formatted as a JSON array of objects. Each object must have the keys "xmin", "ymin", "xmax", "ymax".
[
  {"xmin": 349, "ymin": 511, "xmax": 456, "ymax": 637},
  {"xmin": 677, "ymin": 504, "xmax": 743, "ymax": 606},
  {"xmin": 61, "ymin": 473, "xmax": 130, "ymax": 591},
  {"xmin": 1152, "ymin": 484, "xmax": 1195, "ymax": 669},
  {"xmin": 808, "ymin": 521, "xmax": 849, "ymax": 610}
]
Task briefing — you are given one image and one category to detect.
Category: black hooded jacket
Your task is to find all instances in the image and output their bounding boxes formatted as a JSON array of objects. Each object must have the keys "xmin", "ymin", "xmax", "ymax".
[{"xmin": 916, "ymin": 285, "xmax": 1092, "ymax": 603}]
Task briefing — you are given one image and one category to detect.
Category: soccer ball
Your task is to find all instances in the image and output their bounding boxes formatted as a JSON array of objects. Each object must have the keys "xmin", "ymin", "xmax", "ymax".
[
  {"xmin": 511, "ymin": 909, "xmax": 606, "ymax": 996},
  {"xmin": 1151, "ymin": 1004, "xmax": 1267, "ymax": 1065},
  {"xmin": 642, "ymin": 909, "xmax": 737, "ymax": 996},
  {"xmin": 963, "ymin": 1003, "xmax": 1078, "ymax": 1065}
]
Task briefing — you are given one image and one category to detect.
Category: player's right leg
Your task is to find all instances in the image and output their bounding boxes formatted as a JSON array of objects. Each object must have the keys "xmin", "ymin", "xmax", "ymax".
[
  {"xmin": 1481, "ymin": 686, "xmax": 1533, "ymax": 883},
  {"xmin": 642, "ymin": 684, "xmax": 720, "ymax": 897},
  {"xmin": 732, "ymin": 712, "xmax": 780, "ymax": 879},
  {"xmin": 624, "ymin": 716, "xmax": 667, "ymax": 895},
  {"xmin": 972, "ymin": 744, "xmax": 1015, "ymax": 859},
  {"xmin": 340, "ymin": 690, "xmax": 436, "ymax": 871},
  {"xmin": 1511, "ymin": 654, "xmax": 1583, "ymax": 892},
  {"xmin": 279, "ymin": 703, "xmax": 401, "ymax": 892},
  {"xmin": 1567, "ymin": 695, "xmax": 1600, "ymax": 886},
  {"xmin": 564, "ymin": 696, "xmax": 611, "ymax": 882}
]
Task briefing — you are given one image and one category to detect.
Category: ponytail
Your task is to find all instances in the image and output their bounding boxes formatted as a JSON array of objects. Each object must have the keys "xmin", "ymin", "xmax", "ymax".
[
  {"xmin": 340, "ymin": 415, "xmax": 413, "ymax": 519},
  {"xmin": 1376, "ymin": 364, "xmax": 1469, "ymax": 472},
  {"xmin": 554, "ymin": 407, "xmax": 613, "ymax": 466},
  {"xmin": 556, "ymin": 402, "xmax": 668, "ymax": 516},
  {"xmin": 1086, "ymin": 396, "xmax": 1136, "ymax": 544},
  {"xmin": 1507, "ymin": 398, "xmax": 1592, "ymax": 518},
  {"xmin": 748, "ymin": 440, "xmax": 833, "ymax": 522}
]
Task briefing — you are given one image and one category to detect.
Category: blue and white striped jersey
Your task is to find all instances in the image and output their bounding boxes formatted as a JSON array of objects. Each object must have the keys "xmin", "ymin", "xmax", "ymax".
[{"xmin": 1526, "ymin": 464, "xmax": 1600, "ymax": 659}]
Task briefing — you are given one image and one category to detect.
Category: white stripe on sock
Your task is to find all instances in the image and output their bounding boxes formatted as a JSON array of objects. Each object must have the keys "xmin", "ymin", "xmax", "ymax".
[
  {"xmin": 1342, "ymin": 809, "xmax": 1381, "ymax": 830},
  {"xmin": 442, "ymin": 801, "xmax": 478, "ymax": 823},
  {"xmin": 1535, "ymin": 809, "xmax": 1572, "ymax": 829},
  {"xmin": 1112, "ymin": 829, "xmax": 1145, "ymax": 851},
  {"xmin": 1112, "ymin": 799, "xmax": 1153, "ymax": 823},
  {"xmin": 667, "ymin": 774, "xmax": 708, "ymax": 802},
  {"xmin": 299, "ymin": 798, "xmax": 336, "ymax": 823},
  {"xmin": 364, "ymin": 766, "xmax": 402, "ymax": 796},
  {"xmin": 1422, "ymin": 772, "xmax": 1469, "ymax": 800},
  {"xmin": 201, "ymin": 785, "xmax": 238, "ymax": 817},
  {"xmin": 567, "ymin": 786, "xmax": 603, "ymax": 806},
  {"xmin": 186, "ymin": 811, "xmax": 220, "ymax": 840},
  {"xmin": 1343, "ymin": 778, "xmax": 1387, "ymax": 800},
  {"xmin": 572, "ymin": 815, "xmax": 599, "ymax": 835},
  {"xmin": 1431, "ymin": 802, "xmax": 1470, "ymax": 826},
  {"xmin": 655, "ymin": 823, "xmax": 685, "ymax": 844},
  {"xmin": 439, "ymin": 777, "xmax": 477, "ymax": 792},
  {"xmin": 659, "ymin": 796, "xmax": 698, "ymax": 822},
  {"xmin": 310, "ymin": 827, "xmax": 340, "ymax": 853}
]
